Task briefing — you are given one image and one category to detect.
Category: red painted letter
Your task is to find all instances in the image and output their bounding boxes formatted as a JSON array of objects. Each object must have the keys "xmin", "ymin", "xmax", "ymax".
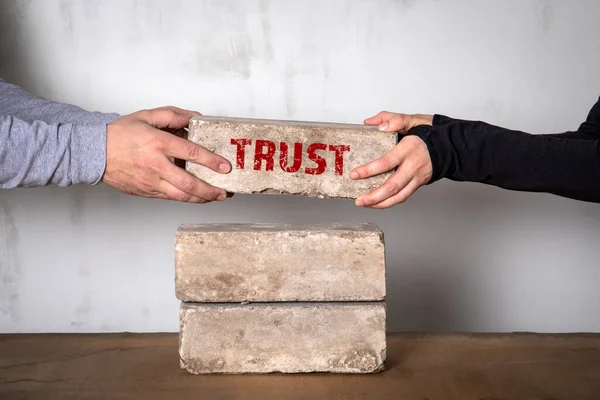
[
  {"xmin": 305, "ymin": 143, "xmax": 327, "ymax": 175},
  {"xmin": 329, "ymin": 144, "xmax": 350, "ymax": 176},
  {"xmin": 254, "ymin": 140, "xmax": 276, "ymax": 171},
  {"xmin": 279, "ymin": 142, "xmax": 303, "ymax": 173},
  {"xmin": 230, "ymin": 138, "xmax": 252, "ymax": 169}
]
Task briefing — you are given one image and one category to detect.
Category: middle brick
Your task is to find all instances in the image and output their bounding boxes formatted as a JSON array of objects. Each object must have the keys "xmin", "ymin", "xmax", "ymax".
[{"xmin": 175, "ymin": 223, "xmax": 385, "ymax": 303}]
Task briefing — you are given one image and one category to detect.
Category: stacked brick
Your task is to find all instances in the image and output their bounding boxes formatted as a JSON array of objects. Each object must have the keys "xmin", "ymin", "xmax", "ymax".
[
  {"xmin": 175, "ymin": 223, "xmax": 386, "ymax": 374},
  {"xmin": 175, "ymin": 117, "xmax": 394, "ymax": 374}
]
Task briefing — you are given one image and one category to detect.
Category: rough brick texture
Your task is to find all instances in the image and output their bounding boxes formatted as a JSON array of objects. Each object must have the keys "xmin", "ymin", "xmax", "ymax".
[
  {"xmin": 175, "ymin": 223, "xmax": 385, "ymax": 302},
  {"xmin": 186, "ymin": 116, "xmax": 398, "ymax": 199},
  {"xmin": 179, "ymin": 302, "xmax": 386, "ymax": 374}
]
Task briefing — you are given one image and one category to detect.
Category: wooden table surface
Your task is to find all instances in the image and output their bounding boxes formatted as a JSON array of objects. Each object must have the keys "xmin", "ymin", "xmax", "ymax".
[{"xmin": 1, "ymin": 332, "xmax": 600, "ymax": 400}]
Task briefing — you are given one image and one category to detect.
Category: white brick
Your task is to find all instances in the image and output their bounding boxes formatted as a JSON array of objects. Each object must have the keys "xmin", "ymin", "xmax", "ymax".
[
  {"xmin": 175, "ymin": 223, "xmax": 385, "ymax": 302},
  {"xmin": 186, "ymin": 116, "xmax": 398, "ymax": 199},
  {"xmin": 179, "ymin": 302, "xmax": 386, "ymax": 374}
]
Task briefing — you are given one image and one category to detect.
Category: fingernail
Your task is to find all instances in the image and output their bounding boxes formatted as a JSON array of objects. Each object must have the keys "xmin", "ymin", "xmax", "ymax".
[
  {"xmin": 356, "ymin": 198, "xmax": 364, "ymax": 207},
  {"xmin": 219, "ymin": 163, "xmax": 231, "ymax": 173},
  {"xmin": 350, "ymin": 171, "xmax": 359, "ymax": 179},
  {"xmin": 217, "ymin": 193, "xmax": 227, "ymax": 201},
  {"xmin": 378, "ymin": 122, "xmax": 388, "ymax": 131}
]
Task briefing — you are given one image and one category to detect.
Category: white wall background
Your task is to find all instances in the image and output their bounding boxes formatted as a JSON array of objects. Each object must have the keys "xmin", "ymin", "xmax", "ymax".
[{"xmin": 1, "ymin": 0, "xmax": 600, "ymax": 333}]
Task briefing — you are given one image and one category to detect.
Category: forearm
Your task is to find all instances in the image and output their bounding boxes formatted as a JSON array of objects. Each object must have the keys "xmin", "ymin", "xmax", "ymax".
[
  {"xmin": 410, "ymin": 116, "xmax": 600, "ymax": 203},
  {"xmin": 0, "ymin": 115, "xmax": 107, "ymax": 187},
  {"xmin": 0, "ymin": 78, "xmax": 119, "ymax": 125}
]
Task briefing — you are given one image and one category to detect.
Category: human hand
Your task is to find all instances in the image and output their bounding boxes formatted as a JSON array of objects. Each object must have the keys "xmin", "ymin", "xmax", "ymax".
[
  {"xmin": 350, "ymin": 111, "xmax": 434, "ymax": 209},
  {"xmin": 363, "ymin": 111, "xmax": 433, "ymax": 133},
  {"xmin": 102, "ymin": 106, "xmax": 231, "ymax": 203}
]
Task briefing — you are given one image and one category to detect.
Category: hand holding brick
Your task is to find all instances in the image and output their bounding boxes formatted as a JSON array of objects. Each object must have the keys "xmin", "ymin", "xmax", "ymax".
[{"xmin": 186, "ymin": 116, "xmax": 398, "ymax": 199}]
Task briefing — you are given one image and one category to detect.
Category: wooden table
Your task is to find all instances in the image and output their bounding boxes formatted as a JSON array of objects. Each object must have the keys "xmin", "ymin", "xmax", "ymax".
[{"xmin": 1, "ymin": 332, "xmax": 599, "ymax": 399}]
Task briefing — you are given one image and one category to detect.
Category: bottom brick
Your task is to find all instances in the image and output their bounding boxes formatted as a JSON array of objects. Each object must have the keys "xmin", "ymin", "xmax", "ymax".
[{"xmin": 179, "ymin": 302, "xmax": 386, "ymax": 374}]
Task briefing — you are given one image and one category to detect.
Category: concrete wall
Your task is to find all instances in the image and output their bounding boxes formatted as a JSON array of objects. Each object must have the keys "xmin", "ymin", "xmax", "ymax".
[{"xmin": 1, "ymin": 0, "xmax": 599, "ymax": 333}]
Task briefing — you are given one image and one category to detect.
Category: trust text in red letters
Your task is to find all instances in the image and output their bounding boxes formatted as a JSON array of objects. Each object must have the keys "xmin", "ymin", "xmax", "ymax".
[{"xmin": 230, "ymin": 139, "xmax": 350, "ymax": 176}]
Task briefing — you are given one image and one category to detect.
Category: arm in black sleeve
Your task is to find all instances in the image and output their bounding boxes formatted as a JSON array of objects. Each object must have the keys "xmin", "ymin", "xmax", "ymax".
[{"xmin": 407, "ymin": 97, "xmax": 600, "ymax": 203}]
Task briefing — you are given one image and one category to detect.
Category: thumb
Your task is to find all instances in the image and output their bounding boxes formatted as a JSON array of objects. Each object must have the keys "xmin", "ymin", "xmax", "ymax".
[
  {"xmin": 378, "ymin": 114, "xmax": 410, "ymax": 133},
  {"xmin": 138, "ymin": 106, "xmax": 201, "ymax": 130}
]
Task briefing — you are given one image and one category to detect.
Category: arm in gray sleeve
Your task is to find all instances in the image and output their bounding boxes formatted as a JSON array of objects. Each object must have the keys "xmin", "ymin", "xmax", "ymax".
[
  {"xmin": 0, "ymin": 116, "xmax": 106, "ymax": 189},
  {"xmin": 0, "ymin": 115, "xmax": 108, "ymax": 187},
  {"xmin": 0, "ymin": 78, "xmax": 121, "ymax": 188},
  {"xmin": 0, "ymin": 78, "xmax": 120, "ymax": 126}
]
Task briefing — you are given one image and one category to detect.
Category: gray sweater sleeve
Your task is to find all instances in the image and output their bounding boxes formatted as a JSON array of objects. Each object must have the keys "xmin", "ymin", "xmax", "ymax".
[{"xmin": 0, "ymin": 78, "xmax": 120, "ymax": 188}]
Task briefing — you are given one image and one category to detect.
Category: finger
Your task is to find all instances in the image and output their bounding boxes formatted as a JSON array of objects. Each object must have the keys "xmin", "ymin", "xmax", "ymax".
[
  {"xmin": 167, "ymin": 128, "xmax": 189, "ymax": 169},
  {"xmin": 167, "ymin": 106, "xmax": 201, "ymax": 118},
  {"xmin": 380, "ymin": 114, "xmax": 409, "ymax": 132},
  {"xmin": 364, "ymin": 112, "xmax": 410, "ymax": 132},
  {"xmin": 355, "ymin": 168, "xmax": 413, "ymax": 207},
  {"xmin": 157, "ymin": 180, "xmax": 209, "ymax": 203},
  {"xmin": 368, "ymin": 179, "xmax": 421, "ymax": 209},
  {"xmin": 364, "ymin": 111, "xmax": 394, "ymax": 126},
  {"xmin": 158, "ymin": 159, "xmax": 227, "ymax": 202},
  {"xmin": 138, "ymin": 106, "xmax": 200, "ymax": 130},
  {"xmin": 161, "ymin": 133, "xmax": 231, "ymax": 173},
  {"xmin": 350, "ymin": 147, "xmax": 403, "ymax": 180}
]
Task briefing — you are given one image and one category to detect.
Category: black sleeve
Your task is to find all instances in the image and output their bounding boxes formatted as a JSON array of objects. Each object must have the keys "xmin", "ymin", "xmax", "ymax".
[{"xmin": 406, "ymin": 97, "xmax": 600, "ymax": 203}]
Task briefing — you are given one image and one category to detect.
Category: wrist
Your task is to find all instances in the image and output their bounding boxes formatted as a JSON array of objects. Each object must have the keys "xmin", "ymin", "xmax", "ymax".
[
  {"xmin": 410, "ymin": 114, "xmax": 433, "ymax": 128},
  {"xmin": 72, "ymin": 123, "xmax": 108, "ymax": 185}
]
